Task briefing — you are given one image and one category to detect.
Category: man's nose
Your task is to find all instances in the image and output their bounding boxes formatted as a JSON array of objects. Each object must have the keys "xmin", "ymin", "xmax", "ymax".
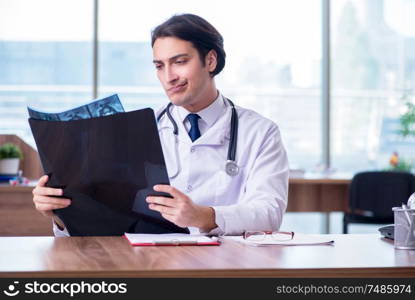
[{"xmin": 165, "ymin": 66, "xmax": 179, "ymax": 83}]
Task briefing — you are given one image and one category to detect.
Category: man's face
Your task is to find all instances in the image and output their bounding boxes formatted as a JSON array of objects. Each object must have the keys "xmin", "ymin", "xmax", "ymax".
[{"xmin": 152, "ymin": 37, "xmax": 216, "ymax": 109}]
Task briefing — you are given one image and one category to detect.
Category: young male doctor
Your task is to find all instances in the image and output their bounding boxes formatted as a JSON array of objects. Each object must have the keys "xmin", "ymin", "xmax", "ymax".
[{"xmin": 32, "ymin": 14, "xmax": 289, "ymax": 236}]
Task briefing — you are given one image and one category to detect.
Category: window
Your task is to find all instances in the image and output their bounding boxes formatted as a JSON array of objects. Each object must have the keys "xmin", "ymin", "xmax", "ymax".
[
  {"xmin": 6, "ymin": 1, "xmax": 411, "ymax": 173},
  {"xmin": 0, "ymin": 0, "xmax": 93, "ymax": 146},
  {"xmin": 331, "ymin": 0, "xmax": 415, "ymax": 172},
  {"xmin": 98, "ymin": 0, "xmax": 322, "ymax": 170}
]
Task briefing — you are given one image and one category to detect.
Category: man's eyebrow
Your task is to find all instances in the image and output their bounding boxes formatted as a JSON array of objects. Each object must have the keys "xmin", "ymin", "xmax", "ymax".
[{"xmin": 153, "ymin": 53, "xmax": 190, "ymax": 64}]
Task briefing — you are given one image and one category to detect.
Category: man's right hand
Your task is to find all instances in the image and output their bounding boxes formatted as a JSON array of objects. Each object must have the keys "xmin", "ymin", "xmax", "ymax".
[{"xmin": 32, "ymin": 175, "xmax": 71, "ymax": 218}]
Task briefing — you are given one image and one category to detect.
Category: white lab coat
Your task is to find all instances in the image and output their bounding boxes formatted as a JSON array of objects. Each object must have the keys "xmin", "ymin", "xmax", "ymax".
[
  {"xmin": 53, "ymin": 94, "xmax": 289, "ymax": 236},
  {"xmin": 157, "ymin": 94, "xmax": 289, "ymax": 235}
]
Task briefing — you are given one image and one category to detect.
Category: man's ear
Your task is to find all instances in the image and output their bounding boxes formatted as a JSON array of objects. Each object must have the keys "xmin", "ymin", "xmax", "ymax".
[{"xmin": 206, "ymin": 50, "xmax": 218, "ymax": 73}]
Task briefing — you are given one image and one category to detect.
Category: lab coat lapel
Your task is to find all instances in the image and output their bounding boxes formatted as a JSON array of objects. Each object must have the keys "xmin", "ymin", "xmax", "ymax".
[
  {"xmin": 176, "ymin": 113, "xmax": 194, "ymax": 145},
  {"xmin": 194, "ymin": 108, "xmax": 231, "ymax": 146},
  {"xmin": 159, "ymin": 101, "xmax": 232, "ymax": 146},
  {"xmin": 159, "ymin": 106, "xmax": 192, "ymax": 145}
]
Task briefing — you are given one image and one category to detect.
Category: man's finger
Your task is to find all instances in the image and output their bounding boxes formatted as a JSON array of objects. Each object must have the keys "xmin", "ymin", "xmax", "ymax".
[
  {"xmin": 35, "ymin": 202, "xmax": 69, "ymax": 212},
  {"xmin": 34, "ymin": 195, "xmax": 71, "ymax": 206},
  {"xmin": 146, "ymin": 196, "xmax": 175, "ymax": 207},
  {"xmin": 160, "ymin": 213, "xmax": 177, "ymax": 224},
  {"xmin": 153, "ymin": 185, "xmax": 184, "ymax": 198},
  {"xmin": 148, "ymin": 203, "xmax": 176, "ymax": 215},
  {"xmin": 33, "ymin": 186, "xmax": 63, "ymax": 197},
  {"xmin": 38, "ymin": 175, "xmax": 49, "ymax": 187},
  {"xmin": 160, "ymin": 214, "xmax": 186, "ymax": 228}
]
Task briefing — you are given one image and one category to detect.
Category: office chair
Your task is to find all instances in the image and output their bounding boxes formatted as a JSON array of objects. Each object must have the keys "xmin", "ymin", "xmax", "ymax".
[{"xmin": 343, "ymin": 171, "xmax": 415, "ymax": 234}]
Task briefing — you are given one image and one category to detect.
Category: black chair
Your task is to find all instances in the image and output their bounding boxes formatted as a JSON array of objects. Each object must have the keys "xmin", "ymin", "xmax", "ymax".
[{"xmin": 343, "ymin": 171, "xmax": 415, "ymax": 234}]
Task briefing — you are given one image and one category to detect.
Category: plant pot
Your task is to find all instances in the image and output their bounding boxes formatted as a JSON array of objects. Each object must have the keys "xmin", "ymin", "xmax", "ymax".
[{"xmin": 0, "ymin": 158, "xmax": 20, "ymax": 174}]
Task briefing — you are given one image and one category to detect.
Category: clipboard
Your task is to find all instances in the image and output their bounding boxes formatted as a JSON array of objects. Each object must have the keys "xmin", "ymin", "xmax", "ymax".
[{"xmin": 124, "ymin": 233, "xmax": 221, "ymax": 246}]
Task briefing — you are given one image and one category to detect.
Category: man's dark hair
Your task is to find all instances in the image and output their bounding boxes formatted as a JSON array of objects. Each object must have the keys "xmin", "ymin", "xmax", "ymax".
[{"xmin": 151, "ymin": 14, "xmax": 226, "ymax": 77}]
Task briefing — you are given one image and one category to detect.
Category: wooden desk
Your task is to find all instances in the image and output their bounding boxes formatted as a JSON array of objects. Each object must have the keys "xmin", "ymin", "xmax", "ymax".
[
  {"xmin": 0, "ymin": 234, "xmax": 413, "ymax": 278},
  {"xmin": 288, "ymin": 174, "xmax": 351, "ymax": 233},
  {"xmin": 0, "ymin": 175, "xmax": 351, "ymax": 236},
  {"xmin": 0, "ymin": 184, "xmax": 52, "ymax": 236},
  {"xmin": 288, "ymin": 174, "xmax": 351, "ymax": 212}
]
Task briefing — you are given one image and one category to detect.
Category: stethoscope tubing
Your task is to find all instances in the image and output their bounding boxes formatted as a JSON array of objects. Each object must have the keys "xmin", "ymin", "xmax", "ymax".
[{"xmin": 157, "ymin": 98, "xmax": 238, "ymax": 176}]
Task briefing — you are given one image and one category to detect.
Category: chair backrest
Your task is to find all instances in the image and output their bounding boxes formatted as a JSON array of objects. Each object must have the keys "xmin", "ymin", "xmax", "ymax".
[{"xmin": 349, "ymin": 171, "xmax": 415, "ymax": 218}]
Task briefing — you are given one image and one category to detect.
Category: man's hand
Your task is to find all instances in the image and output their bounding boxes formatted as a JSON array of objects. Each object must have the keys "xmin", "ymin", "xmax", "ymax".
[
  {"xmin": 146, "ymin": 185, "xmax": 217, "ymax": 232},
  {"xmin": 32, "ymin": 175, "xmax": 71, "ymax": 218}
]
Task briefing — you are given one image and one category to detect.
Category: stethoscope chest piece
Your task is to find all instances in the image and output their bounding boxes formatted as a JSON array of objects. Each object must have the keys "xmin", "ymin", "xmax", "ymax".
[{"xmin": 225, "ymin": 160, "xmax": 239, "ymax": 176}]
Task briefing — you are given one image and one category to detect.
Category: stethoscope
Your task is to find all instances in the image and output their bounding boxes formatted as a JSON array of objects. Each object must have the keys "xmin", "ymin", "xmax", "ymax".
[{"xmin": 157, "ymin": 98, "xmax": 239, "ymax": 178}]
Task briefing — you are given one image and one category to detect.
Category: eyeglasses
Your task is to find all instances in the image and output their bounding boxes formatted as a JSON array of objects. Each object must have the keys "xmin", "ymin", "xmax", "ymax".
[{"xmin": 243, "ymin": 231, "xmax": 295, "ymax": 242}]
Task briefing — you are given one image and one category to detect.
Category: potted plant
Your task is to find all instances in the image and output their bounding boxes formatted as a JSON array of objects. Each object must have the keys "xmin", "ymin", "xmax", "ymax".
[
  {"xmin": 392, "ymin": 91, "xmax": 415, "ymax": 172},
  {"xmin": 0, "ymin": 143, "xmax": 23, "ymax": 174},
  {"xmin": 387, "ymin": 151, "xmax": 412, "ymax": 172},
  {"xmin": 399, "ymin": 101, "xmax": 415, "ymax": 138}
]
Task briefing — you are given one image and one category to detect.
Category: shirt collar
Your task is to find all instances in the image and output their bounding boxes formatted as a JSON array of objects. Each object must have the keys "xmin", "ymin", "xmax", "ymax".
[{"xmin": 176, "ymin": 92, "xmax": 226, "ymax": 128}]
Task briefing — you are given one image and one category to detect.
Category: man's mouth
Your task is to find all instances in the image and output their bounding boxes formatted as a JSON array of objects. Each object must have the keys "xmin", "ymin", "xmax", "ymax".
[{"xmin": 168, "ymin": 82, "xmax": 187, "ymax": 94}]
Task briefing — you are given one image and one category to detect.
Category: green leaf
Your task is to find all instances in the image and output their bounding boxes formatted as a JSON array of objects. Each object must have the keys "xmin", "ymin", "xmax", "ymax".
[{"xmin": 0, "ymin": 143, "xmax": 23, "ymax": 160}]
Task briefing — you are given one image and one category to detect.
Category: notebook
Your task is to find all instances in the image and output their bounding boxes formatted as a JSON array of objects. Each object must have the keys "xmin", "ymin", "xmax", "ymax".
[{"xmin": 124, "ymin": 233, "xmax": 220, "ymax": 246}]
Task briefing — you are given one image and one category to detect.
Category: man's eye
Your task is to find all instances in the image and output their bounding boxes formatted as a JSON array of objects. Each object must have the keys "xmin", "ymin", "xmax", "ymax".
[
  {"xmin": 175, "ymin": 60, "xmax": 186, "ymax": 64},
  {"xmin": 155, "ymin": 65, "xmax": 162, "ymax": 70}
]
